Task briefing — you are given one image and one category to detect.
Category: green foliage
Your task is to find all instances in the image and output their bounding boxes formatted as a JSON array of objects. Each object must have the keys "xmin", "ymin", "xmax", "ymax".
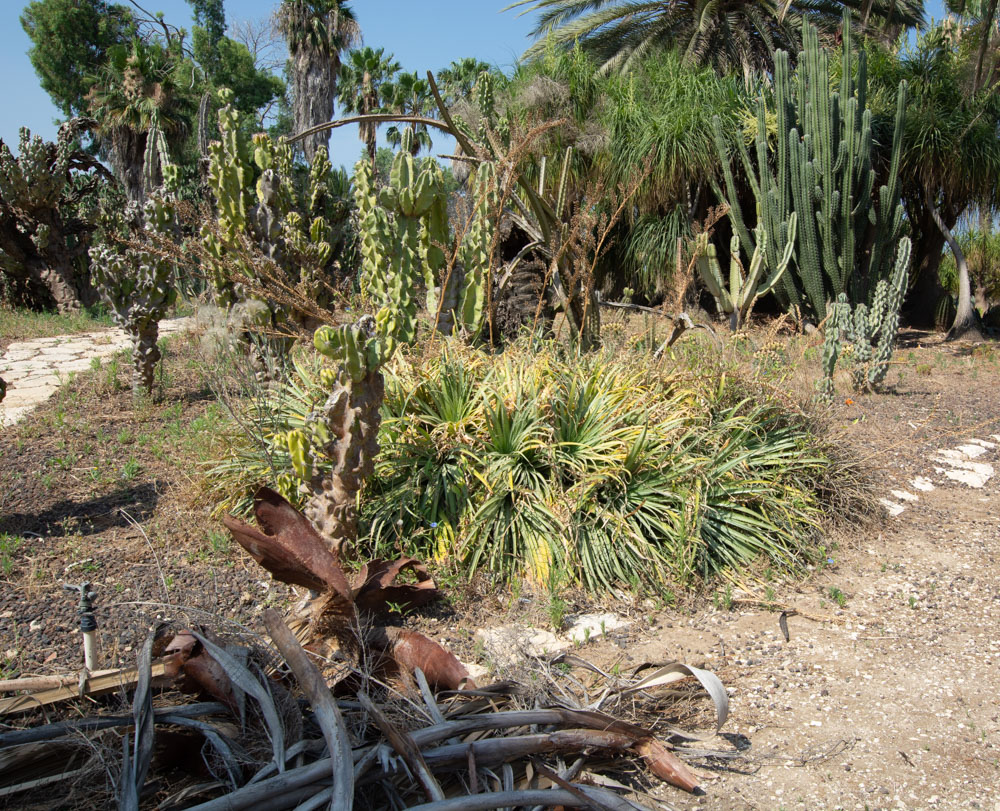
[
  {"xmin": 21, "ymin": 0, "xmax": 137, "ymax": 117},
  {"xmin": 506, "ymin": 0, "xmax": 924, "ymax": 77},
  {"xmin": 381, "ymin": 71, "xmax": 435, "ymax": 155},
  {"xmin": 600, "ymin": 51, "xmax": 742, "ymax": 294},
  {"xmin": 714, "ymin": 15, "xmax": 907, "ymax": 323},
  {"xmin": 938, "ymin": 227, "xmax": 1000, "ymax": 302},
  {"xmin": 208, "ymin": 340, "xmax": 857, "ymax": 593}
]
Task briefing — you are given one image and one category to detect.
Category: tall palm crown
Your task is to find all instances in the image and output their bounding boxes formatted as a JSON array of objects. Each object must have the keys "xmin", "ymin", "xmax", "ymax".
[
  {"xmin": 276, "ymin": 0, "xmax": 360, "ymax": 162},
  {"xmin": 338, "ymin": 46, "xmax": 400, "ymax": 167},
  {"xmin": 506, "ymin": 0, "xmax": 925, "ymax": 77},
  {"xmin": 87, "ymin": 38, "xmax": 192, "ymax": 202},
  {"xmin": 381, "ymin": 72, "xmax": 434, "ymax": 156}
]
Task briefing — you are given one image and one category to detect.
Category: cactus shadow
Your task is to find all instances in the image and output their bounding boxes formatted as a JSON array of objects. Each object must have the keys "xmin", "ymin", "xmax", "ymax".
[{"xmin": 0, "ymin": 482, "xmax": 160, "ymax": 538}]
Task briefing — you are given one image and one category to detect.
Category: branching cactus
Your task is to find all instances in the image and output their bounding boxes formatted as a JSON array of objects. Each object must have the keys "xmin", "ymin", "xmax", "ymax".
[
  {"xmin": 696, "ymin": 214, "xmax": 797, "ymax": 331},
  {"xmin": 819, "ymin": 237, "xmax": 910, "ymax": 398},
  {"xmin": 90, "ymin": 194, "xmax": 178, "ymax": 398},
  {"xmin": 203, "ymin": 92, "xmax": 346, "ymax": 323}
]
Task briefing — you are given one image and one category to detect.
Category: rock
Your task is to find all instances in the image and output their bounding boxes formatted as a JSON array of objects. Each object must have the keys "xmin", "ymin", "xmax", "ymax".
[
  {"xmin": 564, "ymin": 612, "xmax": 630, "ymax": 643},
  {"xmin": 474, "ymin": 625, "xmax": 570, "ymax": 669}
]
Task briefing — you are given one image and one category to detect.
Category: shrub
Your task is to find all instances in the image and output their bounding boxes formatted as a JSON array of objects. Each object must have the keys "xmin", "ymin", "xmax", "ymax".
[{"xmin": 206, "ymin": 338, "xmax": 867, "ymax": 593}]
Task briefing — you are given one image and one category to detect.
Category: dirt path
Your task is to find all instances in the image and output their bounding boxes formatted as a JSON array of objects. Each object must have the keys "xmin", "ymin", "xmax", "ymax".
[{"xmin": 0, "ymin": 318, "xmax": 192, "ymax": 427}]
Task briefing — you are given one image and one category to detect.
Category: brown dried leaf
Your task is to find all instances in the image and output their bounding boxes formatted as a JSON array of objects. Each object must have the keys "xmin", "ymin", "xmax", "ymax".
[
  {"xmin": 352, "ymin": 557, "xmax": 440, "ymax": 615},
  {"xmin": 383, "ymin": 628, "xmax": 474, "ymax": 691},
  {"xmin": 223, "ymin": 487, "xmax": 351, "ymax": 597},
  {"xmin": 635, "ymin": 737, "xmax": 700, "ymax": 792}
]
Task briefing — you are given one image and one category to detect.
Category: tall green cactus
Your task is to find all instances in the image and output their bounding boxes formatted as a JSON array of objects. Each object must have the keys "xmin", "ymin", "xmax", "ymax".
[
  {"xmin": 820, "ymin": 236, "xmax": 911, "ymax": 397},
  {"xmin": 90, "ymin": 194, "xmax": 178, "ymax": 398},
  {"xmin": 713, "ymin": 13, "xmax": 906, "ymax": 324},
  {"xmin": 696, "ymin": 214, "xmax": 797, "ymax": 331}
]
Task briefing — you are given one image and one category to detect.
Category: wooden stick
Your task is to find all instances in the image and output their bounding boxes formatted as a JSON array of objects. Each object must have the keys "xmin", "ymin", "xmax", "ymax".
[{"xmin": 0, "ymin": 664, "xmax": 167, "ymax": 716}]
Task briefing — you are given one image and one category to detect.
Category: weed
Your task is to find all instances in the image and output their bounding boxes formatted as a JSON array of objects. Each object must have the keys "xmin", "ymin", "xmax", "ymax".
[
  {"xmin": 206, "ymin": 529, "xmax": 230, "ymax": 557},
  {"xmin": 548, "ymin": 592, "xmax": 568, "ymax": 630},
  {"xmin": 121, "ymin": 458, "xmax": 141, "ymax": 481},
  {"xmin": 908, "ymin": 595, "xmax": 918, "ymax": 609},
  {"xmin": 0, "ymin": 534, "xmax": 23, "ymax": 576},
  {"xmin": 828, "ymin": 587, "xmax": 847, "ymax": 608}
]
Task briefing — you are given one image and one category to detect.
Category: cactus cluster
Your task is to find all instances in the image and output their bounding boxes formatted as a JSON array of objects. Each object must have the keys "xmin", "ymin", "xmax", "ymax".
[
  {"xmin": 203, "ymin": 92, "xmax": 351, "ymax": 323},
  {"xmin": 696, "ymin": 214, "xmax": 797, "ymax": 331},
  {"xmin": 354, "ymin": 134, "xmax": 496, "ymax": 345},
  {"xmin": 820, "ymin": 237, "xmax": 911, "ymax": 398},
  {"xmin": 0, "ymin": 125, "xmax": 100, "ymax": 312},
  {"xmin": 90, "ymin": 194, "xmax": 179, "ymax": 398},
  {"xmin": 713, "ymin": 14, "xmax": 906, "ymax": 324}
]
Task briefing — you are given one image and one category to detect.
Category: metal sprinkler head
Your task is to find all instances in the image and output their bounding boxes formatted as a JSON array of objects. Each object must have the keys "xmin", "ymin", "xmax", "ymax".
[{"xmin": 63, "ymin": 582, "xmax": 98, "ymax": 633}]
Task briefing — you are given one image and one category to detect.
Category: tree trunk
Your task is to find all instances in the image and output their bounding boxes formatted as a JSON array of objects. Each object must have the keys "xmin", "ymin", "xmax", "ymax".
[
  {"xmin": 904, "ymin": 200, "xmax": 949, "ymax": 329},
  {"xmin": 927, "ymin": 197, "xmax": 984, "ymax": 341}
]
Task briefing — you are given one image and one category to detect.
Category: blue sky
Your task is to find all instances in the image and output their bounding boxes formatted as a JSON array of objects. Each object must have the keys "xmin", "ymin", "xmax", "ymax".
[
  {"xmin": 1, "ymin": 0, "xmax": 950, "ymax": 168},
  {"xmin": 0, "ymin": 0, "xmax": 539, "ymax": 167}
]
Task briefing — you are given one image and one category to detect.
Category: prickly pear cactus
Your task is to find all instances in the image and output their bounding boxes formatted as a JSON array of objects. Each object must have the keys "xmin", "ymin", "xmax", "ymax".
[{"xmin": 90, "ymin": 194, "xmax": 178, "ymax": 398}]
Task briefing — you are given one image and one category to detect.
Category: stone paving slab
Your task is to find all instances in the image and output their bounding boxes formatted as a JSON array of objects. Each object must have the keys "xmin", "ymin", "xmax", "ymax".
[{"xmin": 0, "ymin": 317, "xmax": 193, "ymax": 428}]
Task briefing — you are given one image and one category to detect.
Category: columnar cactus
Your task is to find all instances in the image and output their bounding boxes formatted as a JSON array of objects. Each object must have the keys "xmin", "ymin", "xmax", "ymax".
[
  {"xmin": 90, "ymin": 194, "xmax": 178, "ymax": 398},
  {"xmin": 696, "ymin": 214, "xmax": 797, "ymax": 331},
  {"xmin": 819, "ymin": 237, "xmax": 911, "ymax": 397},
  {"xmin": 713, "ymin": 13, "xmax": 906, "ymax": 323}
]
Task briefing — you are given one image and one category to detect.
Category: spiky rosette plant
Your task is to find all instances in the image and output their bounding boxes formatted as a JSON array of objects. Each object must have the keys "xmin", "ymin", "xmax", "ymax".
[
  {"xmin": 696, "ymin": 214, "xmax": 798, "ymax": 331},
  {"xmin": 90, "ymin": 193, "xmax": 178, "ymax": 398}
]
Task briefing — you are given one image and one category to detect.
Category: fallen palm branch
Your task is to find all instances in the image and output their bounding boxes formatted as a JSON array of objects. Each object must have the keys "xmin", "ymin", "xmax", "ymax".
[
  {"xmin": 0, "ymin": 621, "xmax": 728, "ymax": 808},
  {"xmin": 0, "ymin": 490, "xmax": 732, "ymax": 807}
]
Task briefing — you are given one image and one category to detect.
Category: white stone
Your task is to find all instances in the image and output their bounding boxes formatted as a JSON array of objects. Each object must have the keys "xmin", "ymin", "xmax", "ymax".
[
  {"xmin": 933, "ymin": 455, "xmax": 994, "ymax": 478},
  {"xmin": 890, "ymin": 490, "xmax": 918, "ymax": 503},
  {"xmin": 955, "ymin": 444, "xmax": 987, "ymax": 458},
  {"xmin": 474, "ymin": 625, "xmax": 570, "ymax": 669},
  {"xmin": 968, "ymin": 438, "xmax": 997, "ymax": 449},
  {"xmin": 910, "ymin": 477, "xmax": 935, "ymax": 492},
  {"xmin": 942, "ymin": 468, "xmax": 992, "ymax": 489},
  {"xmin": 565, "ymin": 612, "xmax": 630, "ymax": 643},
  {"xmin": 879, "ymin": 499, "xmax": 906, "ymax": 517}
]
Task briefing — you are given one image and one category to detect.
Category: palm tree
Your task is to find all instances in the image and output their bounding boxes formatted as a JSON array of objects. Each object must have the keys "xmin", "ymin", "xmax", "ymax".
[
  {"xmin": 276, "ymin": 0, "xmax": 360, "ymax": 163},
  {"xmin": 87, "ymin": 38, "xmax": 192, "ymax": 202},
  {"xmin": 338, "ymin": 46, "xmax": 400, "ymax": 168},
  {"xmin": 886, "ymin": 27, "xmax": 1000, "ymax": 339},
  {"xmin": 505, "ymin": 0, "xmax": 925, "ymax": 78},
  {"xmin": 437, "ymin": 57, "xmax": 495, "ymax": 106},
  {"xmin": 381, "ymin": 71, "xmax": 434, "ymax": 155}
]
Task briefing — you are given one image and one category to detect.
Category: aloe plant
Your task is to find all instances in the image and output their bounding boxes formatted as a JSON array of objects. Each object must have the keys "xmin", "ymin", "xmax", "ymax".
[{"xmin": 696, "ymin": 214, "xmax": 797, "ymax": 331}]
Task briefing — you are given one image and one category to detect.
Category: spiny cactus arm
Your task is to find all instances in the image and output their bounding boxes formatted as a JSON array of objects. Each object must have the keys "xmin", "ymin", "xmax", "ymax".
[
  {"xmin": 754, "ymin": 213, "xmax": 797, "ymax": 300},
  {"xmin": 694, "ymin": 233, "xmax": 733, "ymax": 314},
  {"xmin": 819, "ymin": 293, "xmax": 850, "ymax": 399},
  {"xmin": 867, "ymin": 236, "xmax": 910, "ymax": 387},
  {"xmin": 457, "ymin": 162, "xmax": 496, "ymax": 336}
]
